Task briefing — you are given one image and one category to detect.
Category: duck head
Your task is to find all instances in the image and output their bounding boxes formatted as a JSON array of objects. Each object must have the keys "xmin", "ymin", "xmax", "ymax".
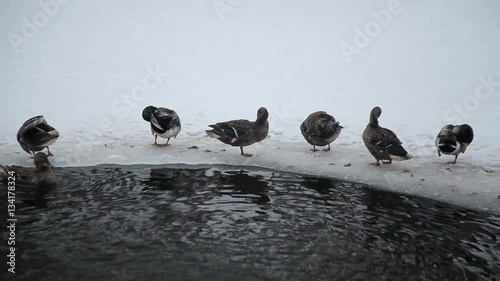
[
  {"xmin": 369, "ymin": 106, "xmax": 382, "ymax": 127},
  {"xmin": 256, "ymin": 107, "xmax": 269, "ymax": 125},
  {"xmin": 142, "ymin": 106, "xmax": 157, "ymax": 122},
  {"xmin": 34, "ymin": 152, "xmax": 52, "ymax": 170}
]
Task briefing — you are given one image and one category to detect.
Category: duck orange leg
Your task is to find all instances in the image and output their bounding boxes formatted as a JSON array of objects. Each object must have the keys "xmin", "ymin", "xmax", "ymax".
[
  {"xmin": 310, "ymin": 145, "xmax": 319, "ymax": 152},
  {"xmin": 159, "ymin": 138, "xmax": 171, "ymax": 147},
  {"xmin": 322, "ymin": 144, "xmax": 331, "ymax": 152},
  {"xmin": 369, "ymin": 159, "xmax": 381, "ymax": 166},
  {"xmin": 447, "ymin": 155, "xmax": 458, "ymax": 164},
  {"xmin": 152, "ymin": 135, "xmax": 161, "ymax": 146},
  {"xmin": 240, "ymin": 147, "xmax": 253, "ymax": 157},
  {"xmin": 47, "ymin": 147, "xmax": 54, "ymax": 157}
]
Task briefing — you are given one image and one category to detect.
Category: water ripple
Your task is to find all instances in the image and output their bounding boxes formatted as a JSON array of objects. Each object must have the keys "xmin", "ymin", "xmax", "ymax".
[{"xmin": 1, "ymin": 164, "xmax": 499, "ymax": 281}]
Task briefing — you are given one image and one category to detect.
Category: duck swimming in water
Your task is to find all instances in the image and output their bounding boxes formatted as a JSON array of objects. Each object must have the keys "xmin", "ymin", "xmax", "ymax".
[{"xmin": 1, "ymin": 152, "xmax": 56, "ymax": 186}]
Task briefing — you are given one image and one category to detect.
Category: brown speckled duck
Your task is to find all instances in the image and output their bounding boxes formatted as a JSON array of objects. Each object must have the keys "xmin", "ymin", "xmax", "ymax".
[
  {"xmin": 362, "ymin": 106, "xmax": 411, "ymax": 166},
  {"xmin": 17, "ymin": 116, "xmax": 59, "ymax": 156},
  {"xmin": 206, "ymin": 107, "xmax": 269, "ymax": 157},
  {"xmin": 1, "ymin": 152, "xmax": 56, "ymax": 186},
  {"xmin": 435, "ymin": 124, "xmax": 474, "ymax": 164},
  {"xmin": 300, "ymin": 111, "xmax": 343, "ymax": 152}
]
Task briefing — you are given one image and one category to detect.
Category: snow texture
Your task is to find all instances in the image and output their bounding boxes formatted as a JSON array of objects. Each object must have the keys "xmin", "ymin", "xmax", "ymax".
[{"xmin": 1, "ymin": 0, "xmax": 499, "ymax": 213}]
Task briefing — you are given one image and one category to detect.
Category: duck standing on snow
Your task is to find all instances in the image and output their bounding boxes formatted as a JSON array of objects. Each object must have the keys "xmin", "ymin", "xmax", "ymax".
[
  {"xmin": 300, "ymin": 111, "xmax": 343, "ymax": 152},
  {"xmin": 1, "ymin": 152, "xmax": 56, "ymax": 186},
  {"xmin": 435, "ymin": 124, "xmax": 474, "ymax": 164},
  {"xmin": 142, "ymin": 106, "xmax": 181, "ymax": 147},
  {"xmin": 206, "ymin": 107, "xmax": 269, "ymax": 157},
  {"xmin": 362, "ymin": 106, "xmax": 411, "ymax": 166},
  {"xmin": 17, "ymin": 116, "xmax": 59, "ymax": 157}
]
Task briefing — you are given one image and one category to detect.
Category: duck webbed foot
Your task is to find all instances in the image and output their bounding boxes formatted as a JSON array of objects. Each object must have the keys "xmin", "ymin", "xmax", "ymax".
[
  {"xmin": 159, "ymin": 138, "xmax": 171, "ymax": 147},
  {"xmin": 447, "ymin": 155, "xmax": 459, "ymax": 165},
  {"xmin": 240, "ymin": 147, "xmax": 253, "ymax": 157},
  {"xmin": 310, "ymin": 145, "xmax": 319, "ymax": 152},
  {"xmin": 322, "ymin": 144, "xmax": 331, "ymax": 152},
  {"xmin": 369, "ymin": 160, "xmax": 381, "ymax": 166}
]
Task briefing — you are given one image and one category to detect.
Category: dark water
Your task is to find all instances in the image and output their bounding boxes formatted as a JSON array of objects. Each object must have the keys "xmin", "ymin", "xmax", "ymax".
[{"xmin": 1, "ymin": 164, "xmax": 499, "ymax": 281}]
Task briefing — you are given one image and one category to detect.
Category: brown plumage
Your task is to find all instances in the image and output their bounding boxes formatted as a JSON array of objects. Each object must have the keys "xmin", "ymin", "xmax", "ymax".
[
  {"xmin": 300, "ymin": 111, "xmax": 343, "ymax": 152},
  {"xmin": 17, "ymin": 116, "xmax": 59, "ymax": 156},
  {"xmin": 1, "ymin": 152, "xmax": 56, "ymax": 186},
  {"xmin": 206, "ymin": 107, "xmax": 269, "ymax": 157},
  {"xmin": 362, "ymin": 106, "xmax": 411, "ymax": 166}
]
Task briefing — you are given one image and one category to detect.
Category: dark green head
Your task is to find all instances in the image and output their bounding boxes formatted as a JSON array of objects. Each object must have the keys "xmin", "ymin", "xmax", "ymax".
[{"xmin": 142, "ymin": 106, "xmax": 157, "ymax": 122}]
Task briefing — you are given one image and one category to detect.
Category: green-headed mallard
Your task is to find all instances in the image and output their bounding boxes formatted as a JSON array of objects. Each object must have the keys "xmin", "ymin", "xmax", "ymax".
[
  {"xmin": 435, "ymin": 124, "xmax": 474, "ymax": 164},
  {"xmin": 142, "ymin": 106, "xmax": 181, "ymax": 147},
  {"xmin": 362, "ymin": 106, "xmax": 411, "ymax": 166},
  {"xmin": 17, "ymin": 116, "xmax": 59, "ymax": 156},
  {"xmin": 300, "ymin": 111, "xmax": 343, "ymax": 152},
  {"xmin": 206, "ymin": 107, "xmax": 269, "ymax": 157},
  {"xmin": 1, "ymin": 152, "xmax": 56, "ymax": 186}
]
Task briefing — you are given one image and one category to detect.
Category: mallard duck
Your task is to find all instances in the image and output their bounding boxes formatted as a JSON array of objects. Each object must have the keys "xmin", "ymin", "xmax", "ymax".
[
  {"xmin": 17, "ymin": 116, "xmax": 59, "ymax": 156},
  {"xmin": 206, "ymin": 107, "xmax": 269, "ymax": 157},
  {"xmin": 435, "ymin": 124, "xmax": 474, "ymax": 164},
  {"xmin": 142, "ymin": 106, "xmax": 181, "ymax": 147},
  {"xmin": 300, "ymin": 111, "xmax": 343, "ymax": 152},
  {"xmin": 362, "ymin": 106, "xmax": 411, "ymax": 166},
  {"xmin": 0, "ymin": 152, "xmax": 56, "ymax": 186}
]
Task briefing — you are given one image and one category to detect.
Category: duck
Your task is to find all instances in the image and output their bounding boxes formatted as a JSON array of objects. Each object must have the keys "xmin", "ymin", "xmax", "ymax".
[
  {"xmin": 362, "ymin": 106, "xmax": 411, "ymax": 166},
  {"xmin": 142, "ymin": 106, "xmax": 181, "ymax": 147},
  {"xmin": 300, "ymin": 111, "xmax": 343, "ymax": 152},
  {"xmin": 17, "ymin": 116, "xmax": 59, "ymax": 157},
  {"xmin": 435, "ymin": 124, "xmax": 474, "ymax": 164},
  {"xmin": 1, "ymin": 152, "xmax": 56, "ymax": 186},
  {"xmin": 206, "ymin": 107, "xmax": 269, "ymax": 157}
]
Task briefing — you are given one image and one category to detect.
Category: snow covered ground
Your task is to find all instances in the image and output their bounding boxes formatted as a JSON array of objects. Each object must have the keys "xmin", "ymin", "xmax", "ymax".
[{"xmin": 1, "ymin": 1, "xmax": 499, "ymax": 213}]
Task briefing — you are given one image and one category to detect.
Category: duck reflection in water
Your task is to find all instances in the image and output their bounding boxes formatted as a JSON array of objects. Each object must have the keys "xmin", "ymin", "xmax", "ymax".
[{"xmin": 217, "ymin": 170, "xmax": 271, "ymax": 204}]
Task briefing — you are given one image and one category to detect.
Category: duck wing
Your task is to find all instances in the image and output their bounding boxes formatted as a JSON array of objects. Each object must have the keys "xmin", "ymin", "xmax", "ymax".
[
  {"xmin": 17, "ymin": 116, "xmax": 59, "ymax": 153},
  {"xmin": 207, "ymin": 119, "xmax": 255, "ymax": 145},
  {"xmin": 369, "ymin": 127, "xmax": 409, "ymax": 158},
  {"xmin": 303, "ymin": 112, "xmax": 338, "ymax": 136},
  {"xmin": 150, "ymin": 108, "xmax": 181, "ymax": 133}
]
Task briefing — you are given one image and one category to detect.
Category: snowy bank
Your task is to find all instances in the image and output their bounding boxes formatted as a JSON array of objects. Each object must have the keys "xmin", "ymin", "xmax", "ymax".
[{"xmin": 1, "ymin": 1, "xmax": 499, "ymax": 213}]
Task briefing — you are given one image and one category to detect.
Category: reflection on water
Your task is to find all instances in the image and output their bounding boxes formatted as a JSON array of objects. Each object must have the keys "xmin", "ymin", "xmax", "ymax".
[{"xmin": 1, "ymin": 164, "xmax": 499, "ymax": 281}]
